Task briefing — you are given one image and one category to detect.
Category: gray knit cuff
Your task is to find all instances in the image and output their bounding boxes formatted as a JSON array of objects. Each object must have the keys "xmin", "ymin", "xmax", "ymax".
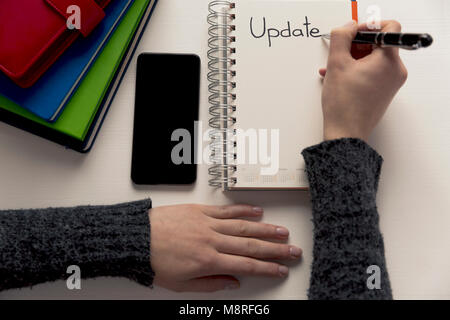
[
  {"xmin": 302, "ymin": 138, "xmax": 383, "ymax": 214},
  {"xmin": 0, "ymin": 199, "xmax": 154, "ymax": 291}
]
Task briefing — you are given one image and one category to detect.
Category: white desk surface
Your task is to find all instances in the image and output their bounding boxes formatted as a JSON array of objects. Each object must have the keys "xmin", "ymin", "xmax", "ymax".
[{"xmin": 1, "ymin": 0, "xmax": 449, "ymax": 300}]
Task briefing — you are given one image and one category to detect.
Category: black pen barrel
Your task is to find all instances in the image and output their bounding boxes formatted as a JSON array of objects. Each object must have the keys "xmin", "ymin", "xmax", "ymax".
[
  {"xmin": 353, "ymin": 31, "xmax": 380, "ymax": 44},
  {"xmin": 353, "ymin": 32, "xmax": 433, "ymax": 49}
]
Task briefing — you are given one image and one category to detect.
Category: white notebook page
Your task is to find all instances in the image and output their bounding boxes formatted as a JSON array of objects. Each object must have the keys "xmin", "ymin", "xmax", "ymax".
[{"xmin": 231, "ymin": 0, "xmax": 351, "ymax": 189}]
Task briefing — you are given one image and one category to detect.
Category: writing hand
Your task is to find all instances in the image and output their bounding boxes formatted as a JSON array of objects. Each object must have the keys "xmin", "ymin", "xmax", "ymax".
[
  {"xmin": 319, "ymin": 20, "xmax": 408, "ymax": 142},
  {"xmin": 149, "ymin": 204, "xmax": 301, "ymax": 292}
]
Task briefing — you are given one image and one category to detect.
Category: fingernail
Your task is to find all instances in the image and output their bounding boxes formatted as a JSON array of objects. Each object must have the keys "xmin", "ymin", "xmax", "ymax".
[
  {"xmin": 345, "ymin": 20, "xmax": 357, "ymax": 27},
  {"xmin": 290, "ymin": 246, "xmax": 302, "ymax": 259},
  {"xmin": 279, "ymin": 265, "xmax": 289, "ymax": 277},
  {"xmin": 252, "ymin": 207, "xmax": 264, "ymax": 214},
  {"xmin": 276, "ymin": 227, "xmax": 289, "ymax": 237},
  {"xmin": 224, "ymin": 282, "xmax": 240, "ymax": 290}
]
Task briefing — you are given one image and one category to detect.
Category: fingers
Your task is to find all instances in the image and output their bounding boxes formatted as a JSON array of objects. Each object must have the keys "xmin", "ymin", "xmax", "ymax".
[
  {"xmin": 328, "ymin": 20, "xmax": 402, "ymax": 63},
  {"xmin": 382, "ymin": 20, "xmax": 402, "ymax": 33},
  {"xmin": 357, "ymin": 20, "xmax": 401, "ymax": 32},
  {"xmin": 183, "ymin": 276, "xmax": 240, "ymax": 292},
  {"xmin": 212, "ymin": 219, "xmax": 289, "ymax": 239},
  {"xmin": 361, "ymin": 20, "xmax": 402, "ymax": 59},
  {"xmin": 215, "ymin": 234, "xmax": 302, "ymax": 260},
  {"xmin": 216, "ymin": 253, "xmax": 290, "ymax": 278},
  {"xmin": 378, "ymin": 20, "xmax": 402, "ymax": 57},
  {"xmin": 329, "ymin": 20, "xmax": 359, "ymax": 61},
  {"xmin": 203, "ymin": 204, "xmax": 263, "ymax": 219}
]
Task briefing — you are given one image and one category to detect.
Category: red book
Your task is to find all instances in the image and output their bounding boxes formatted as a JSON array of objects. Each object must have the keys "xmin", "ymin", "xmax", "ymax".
[{"xmin": 0, "ymin": 0, "xmax": 110, "ymax": 88}]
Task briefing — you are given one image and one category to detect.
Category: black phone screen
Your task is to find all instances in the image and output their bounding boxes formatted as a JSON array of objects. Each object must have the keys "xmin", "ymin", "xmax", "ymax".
[{"xmin": 131, "ymin": 53, "xmax": 200, "ymax": 185}]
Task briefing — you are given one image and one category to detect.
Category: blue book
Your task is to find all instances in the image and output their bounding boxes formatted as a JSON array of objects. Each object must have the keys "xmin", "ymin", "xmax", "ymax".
[{"xmin": 0, "ymin": 0, "xmax": 133, "ymax": 122}]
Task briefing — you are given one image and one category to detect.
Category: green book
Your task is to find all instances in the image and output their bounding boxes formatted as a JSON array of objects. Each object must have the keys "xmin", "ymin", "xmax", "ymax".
[{"xmin": 0, "ymin": 0, "xmax": 151, "ymax": 141}]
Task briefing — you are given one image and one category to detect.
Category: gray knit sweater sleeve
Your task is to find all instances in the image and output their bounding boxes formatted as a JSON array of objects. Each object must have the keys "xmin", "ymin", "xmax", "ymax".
[
  {"xmin": 0, "ymin": 199, "xmax": 154, "ymax": 292},
  {"xmin": 302, "ymin": 138, "xmax": 392, "ymax": 300}
]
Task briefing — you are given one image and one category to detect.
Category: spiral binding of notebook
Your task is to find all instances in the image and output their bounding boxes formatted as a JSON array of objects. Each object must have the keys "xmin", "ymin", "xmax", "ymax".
[{"xmin": 207, "ymin": 1, "xmax": 237, "ymax": 189}]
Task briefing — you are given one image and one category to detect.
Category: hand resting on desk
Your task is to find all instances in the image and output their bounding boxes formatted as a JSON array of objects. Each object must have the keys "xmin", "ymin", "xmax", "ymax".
[{"xmin": 150, "ymin": 204, "xmax": 301, "ymax": 292}]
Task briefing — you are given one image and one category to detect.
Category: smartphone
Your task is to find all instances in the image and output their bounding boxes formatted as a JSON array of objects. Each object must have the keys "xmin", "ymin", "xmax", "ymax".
[{"xmin": 131, "ymin": 53, "xmax": 200, "ymax": 185}]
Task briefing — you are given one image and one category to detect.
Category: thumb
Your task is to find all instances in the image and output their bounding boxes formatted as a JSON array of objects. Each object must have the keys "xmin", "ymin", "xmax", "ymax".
[
  {"xmin": 329, "ymin": 20, "xmax": 359, "ymax": 59},
  {"xmin": 185, "ymin": 276, "xmax": 240, "ymax": 292}
]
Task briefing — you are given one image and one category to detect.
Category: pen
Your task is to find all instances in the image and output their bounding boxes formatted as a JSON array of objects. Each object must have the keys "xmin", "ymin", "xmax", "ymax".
[{"xmin": 321, "ymin": 32, "xmax": 434, "ymax": 50}]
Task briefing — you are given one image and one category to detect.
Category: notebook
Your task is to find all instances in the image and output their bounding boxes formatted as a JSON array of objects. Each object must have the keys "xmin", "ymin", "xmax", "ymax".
[
  {"xmin": 207, "ymin": 0, "xmax": 352, "ymax": 190},
  {"xmin": 0, "ymin": 0, "xmax": 132, "ymax": 122},
  {"xmin": 0, "ymin": 0, "xmax": 157, "ymax": 152}
]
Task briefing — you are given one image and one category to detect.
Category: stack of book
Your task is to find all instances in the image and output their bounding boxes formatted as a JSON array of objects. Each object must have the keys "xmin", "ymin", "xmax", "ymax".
[{"xmin": 0, "ymin": 0, "xmax": 158, "ymax": 152}]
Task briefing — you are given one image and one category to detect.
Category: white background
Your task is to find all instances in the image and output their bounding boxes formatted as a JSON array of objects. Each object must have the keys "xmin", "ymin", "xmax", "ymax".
[{"xmin": 0, "ymin": 0, "xmax": 449, "ymax": 299}]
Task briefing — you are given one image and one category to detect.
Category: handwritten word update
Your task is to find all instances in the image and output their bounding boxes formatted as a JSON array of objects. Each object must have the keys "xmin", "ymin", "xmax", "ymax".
[{"xmin": 249, "ymin": 16, "xmax": 321, "ymax": 47}]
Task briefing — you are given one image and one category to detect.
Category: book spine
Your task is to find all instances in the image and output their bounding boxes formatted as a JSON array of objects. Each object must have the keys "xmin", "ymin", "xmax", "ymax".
[{"xmin": 207, "ymin": 1, "xmax": 237, "ymax": 190}]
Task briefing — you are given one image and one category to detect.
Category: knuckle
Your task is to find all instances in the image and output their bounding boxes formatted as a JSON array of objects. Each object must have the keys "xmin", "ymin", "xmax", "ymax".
[
  {"xmin": 269, "ymin": 245, "xmax": 288, "ymax": 259},
  {"xmin": 237, "ymin": 222, "xmax": 248, "ymax": 236},
  {"xmin": 245, "ymin": 239, "xmax": 257, "ymax": 256},
  {"xmin": 279, "ymin": 245, "xmax": 291, "ymax": 259},
  {"xmin": 269, "ymin": 263, "xmax": 280, "ymax": 276},
  {"xmin": 219, "ymin": 205, "xmax": 230, "ymax": 216},
  {"xmin": 199, "ymin": 251, "xmax": 217, "ymax": 269},
  {"xmin": 330, "ymin": 27, "xmax": 345, "ymax": 39},
  {"xmin": 198, "ymin": 231, "xmax": 214, "ymax": 246},
  {"xmin": 399, "ymin": 64, "xmax": 408, "ymax": 82},
  {"xmin": 330, "ymin": 27, "xmax": 353, "ymax": 43},
  {"xmin": 208, "ymin": 217, "xmax": 220, "ymax": 231},
  {"xmin": 264, "ymin": 223, "xmax": 276, "ymax": 233},
  {"xmin": 242, "ymin": 259, "xmax": 256, "ymax": 274},
  {"xmin": 255, "ymin": 262, "xmax": 278, "ymax": 276},
  {"xmin": 266, "ymin": 225, "xmax": 278, "ymax": 237},
  {"xmin": 192, "ymin": 249, "xmax": 205, "ymax": 265},
  {"xmin": 389, "ymin": 20, "xmax": 402, "ymax": 31},
  {"xmin": 189, "ymin": 204, "xmax": 204, "ymax": 217}
]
